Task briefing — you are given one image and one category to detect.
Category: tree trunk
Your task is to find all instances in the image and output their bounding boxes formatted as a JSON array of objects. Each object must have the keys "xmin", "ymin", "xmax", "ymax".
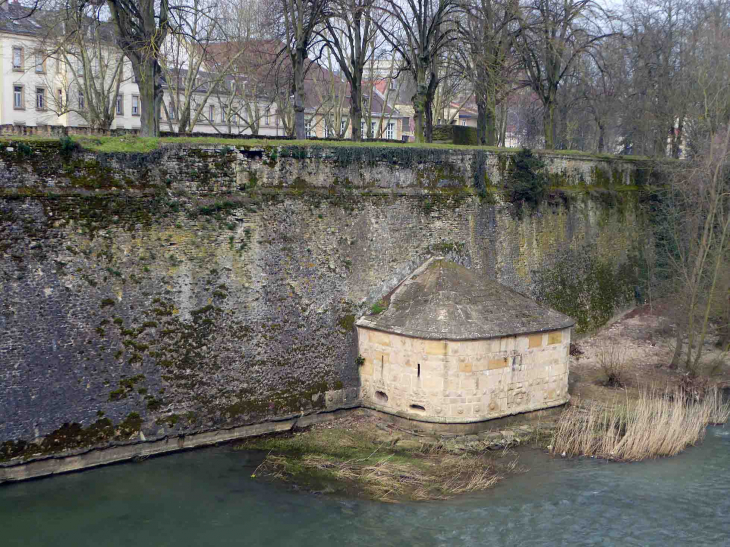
[
  {"xmin": 499, "ymin": 103, "xmax": 508, "ymax": 147},
  {"xmin": 597, "ymin": 125, "xmax": 605, "ymax": 153},
  {"xmin": 413, "ymin": 81, "xmax": 427, "ymax": 144},
  {"xmin": 178, "ymin": 100, "xmax": 191, "ymax": 134},
  {"xmin": 424, "ymin": 69, "xmax": 439, "ymax": 143},
  {"xmin": 425, "ymin": 93, "xmax": 434, "ymax": 143},
  {"xmin": 669, "ymin": 327, "xmax": 683, "ymax": 369},
  {"xmin": 476, "ymin": 99, "xmax": 487, "ymax": 145},
  {"xmin": 350, "ymin": 78, "xmax": 362, "ymax": 141},
  {"xmin": 486, "ymin": 92, "xmax": 497, "ymax": 147},
  {"xmin": 134, "ymin": 59, "xmax": 162, "ymax": 137},
  {"xmin": 293, "ymin": 46, "xmax": 306, "ymax": 140},
  {"xmin": 543, "ymin": 102, "xmax": 555, "ymax": 149},
  {"xmin": 719, "ymin": 292, "xmax": 730, "ymax": 350},
  {"xmin": 672, "ymin": 117, "xmax": 683, "ymax": 159}
]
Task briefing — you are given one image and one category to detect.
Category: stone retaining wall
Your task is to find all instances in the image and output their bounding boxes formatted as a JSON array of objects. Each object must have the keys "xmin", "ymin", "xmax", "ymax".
[{"xmin": 0, "ymin": 141, "xmax": 651, "ymax": 478}]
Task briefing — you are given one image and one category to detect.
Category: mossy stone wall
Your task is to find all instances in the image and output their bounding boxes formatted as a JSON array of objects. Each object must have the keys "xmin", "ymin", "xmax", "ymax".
[{"xmin": 0, "ymin": 142, "xmax": 650, "ymax": 461}]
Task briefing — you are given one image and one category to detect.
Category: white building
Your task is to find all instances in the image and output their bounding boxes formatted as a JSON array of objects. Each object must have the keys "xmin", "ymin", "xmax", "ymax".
[
  {"xmin": 0, "ymin": 4, "xmax": 404, "ymax": 139},
  {"xmin": 0, "ymin": 2, "xmax": 282, "ymax": 134}
]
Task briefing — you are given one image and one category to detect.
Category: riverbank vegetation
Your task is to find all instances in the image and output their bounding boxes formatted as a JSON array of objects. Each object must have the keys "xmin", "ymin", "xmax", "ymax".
[
  {"xmin": 236, "ymin": 414, "xmax": 520, "ymax": 502},
  {"xmin": 552, "ymin": 388, "xmax": 729, "ymax": 461}
]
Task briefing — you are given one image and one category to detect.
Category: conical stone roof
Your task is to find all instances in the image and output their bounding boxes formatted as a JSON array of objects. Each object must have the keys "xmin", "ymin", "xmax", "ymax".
[{"xmin": 357, "ymin": 258, "xmax": 574, "ymax": 340}]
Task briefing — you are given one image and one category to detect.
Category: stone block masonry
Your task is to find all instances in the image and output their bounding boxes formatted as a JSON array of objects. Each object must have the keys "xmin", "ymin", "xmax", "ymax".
[
  {"xmin": 358, "ymin": 327, "xmax": 571, "ymax": 422},
  {"xmin": 0, "ymin": 141, "xmax": 650, "ymax": 478}
]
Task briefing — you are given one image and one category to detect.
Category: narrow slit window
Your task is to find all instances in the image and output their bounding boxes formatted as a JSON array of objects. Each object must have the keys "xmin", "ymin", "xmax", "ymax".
[{"xmin": 417, "ymin": 363, "xmax": 420, "ymax": 377}]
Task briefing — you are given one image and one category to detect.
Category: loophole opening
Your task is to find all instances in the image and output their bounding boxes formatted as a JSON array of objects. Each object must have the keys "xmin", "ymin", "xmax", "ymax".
[{"xmin": 374, "ymin": 391, "xmax": 389, "ymax": 404}]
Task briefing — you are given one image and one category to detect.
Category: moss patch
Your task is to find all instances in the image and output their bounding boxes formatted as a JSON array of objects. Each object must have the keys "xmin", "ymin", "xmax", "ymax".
[
  {"xmin": 0, "ymin": 413, "xmax": 145, "ymax": 463},
  {"xmin": 533, "ymin": 244, "xmax": 641, "ymax": 332}
]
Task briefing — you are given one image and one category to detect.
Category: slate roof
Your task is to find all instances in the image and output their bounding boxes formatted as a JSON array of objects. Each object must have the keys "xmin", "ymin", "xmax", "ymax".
[
  {"xmin": 0, "ymin": 4, "xmax": 46, "ymax": 36},
  {"xmin": 357, "ymin": 258, "xmax": 574, "ymax": 340}
]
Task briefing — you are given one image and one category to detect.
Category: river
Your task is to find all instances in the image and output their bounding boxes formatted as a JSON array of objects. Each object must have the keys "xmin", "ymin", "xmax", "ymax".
[{"xmin": 1, "ymin": 426, "xmax": 729, "ymax": 546}]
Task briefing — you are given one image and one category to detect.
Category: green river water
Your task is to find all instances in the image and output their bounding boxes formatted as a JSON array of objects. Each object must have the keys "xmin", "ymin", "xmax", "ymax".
[{"xmin": 1, "ymin": 426, "xmax": 729, "ymax": 546}]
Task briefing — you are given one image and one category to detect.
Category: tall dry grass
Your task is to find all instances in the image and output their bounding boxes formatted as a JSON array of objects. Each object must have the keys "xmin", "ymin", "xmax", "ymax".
[
  {"xmin": 552, "ymin": 387, "xmax": 730, "ymax": 461},
  {"xmin": 256, "ymin": 450, "xmax": 509, "ymax": 502}
]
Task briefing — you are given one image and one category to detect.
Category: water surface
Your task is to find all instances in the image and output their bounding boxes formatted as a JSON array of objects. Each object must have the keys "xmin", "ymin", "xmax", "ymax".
[{"xmin": 2, "ymin": 426, "xmax": 729, "ymax": 546}]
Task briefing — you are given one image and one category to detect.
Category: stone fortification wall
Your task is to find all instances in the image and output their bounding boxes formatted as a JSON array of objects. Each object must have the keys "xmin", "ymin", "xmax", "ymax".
[{"xmin": 0, "ymin": 141, "xmax": 649, "ymax": 471}]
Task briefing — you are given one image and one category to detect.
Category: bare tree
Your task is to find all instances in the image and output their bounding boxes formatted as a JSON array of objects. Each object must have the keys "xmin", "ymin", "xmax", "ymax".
[
  {"xmin": 683, "ymin": 0, "xmax": 730, "ymax": 155},
  {"xmin": 318, "ymin": 0, "xmax": 377, "ymax": 140},
  {"xmin": 663, "ymin": 127, "xmax": 730, "ymax": 373},
  {"xmin": 161, "ymin": 0, "xmax": 273, "ymax": 133},
  {"xmin": 514, "ymin": 0, "xmax": 613, "ymax": 149},
  {"xmin": 279, "ymin": 0, "xmax": 328, "ymax": 139},
  {"xmin": 104, "ymin": 0, "xmax": 176, "ymax": 136},
  {"xmin": 377, "ymin": 0, "xmax": 458, "ymax": 143},
  {"xmin": 160, "ymin": 0, "xmax": 218, "ymax": 133},
  {"xmin": 457, "ymin": 0, "xmax": 518, "ymax": 145},
  {"xmin": 40, "ymin": 2, "xmax": 126, "ymax": 130}
]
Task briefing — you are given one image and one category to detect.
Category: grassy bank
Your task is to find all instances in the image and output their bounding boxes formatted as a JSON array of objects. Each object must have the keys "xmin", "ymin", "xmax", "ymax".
[
  {"xmin": 552, "ymin": 388, "xmax": 730, "ymax": 461},
  {"xmin": 0, "ymin": 134, "xmax": 649, "ymax": 160},
  {"xmin": 236, "ymin": 415, "xmax": 519, "ymax": 502}
]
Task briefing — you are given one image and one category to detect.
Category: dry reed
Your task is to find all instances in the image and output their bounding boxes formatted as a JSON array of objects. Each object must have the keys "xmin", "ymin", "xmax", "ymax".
[
  {"xmin": 256, "ymin": 449, "xmax": 506, "ymax": 502},
  {"xmin": 552, "ymin": 387, "xmax": 730, "ymax": 461}
]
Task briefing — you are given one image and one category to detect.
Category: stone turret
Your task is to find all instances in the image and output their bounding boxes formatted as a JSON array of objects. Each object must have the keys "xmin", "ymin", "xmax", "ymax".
[{"xmin": 356, "ymin": 258, "xmax": 574, "ymax": 424}]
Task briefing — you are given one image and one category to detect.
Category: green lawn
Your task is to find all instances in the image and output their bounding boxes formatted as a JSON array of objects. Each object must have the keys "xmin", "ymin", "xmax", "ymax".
[{"xmin": 0, "ymin": 133, "xmax": 651, "ymax": 160}]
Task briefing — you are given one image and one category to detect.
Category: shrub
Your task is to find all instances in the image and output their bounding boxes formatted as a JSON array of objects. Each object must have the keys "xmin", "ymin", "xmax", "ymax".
[
  {"xmin": 59, "ymin": 135, "xmax": 77, "ymax": 159},
  {"xmin": 370, "ymin": 300, "xmax": 387, "ymax": 314},
  {"xmin": 596, "ymin": 341, "xmax": 628, "ymax": 388},
  {"xmin": 431, "ymin": 125, "xmax": 479, "ymax": 145},
  {"xmin": 505, "ymin": 148, "xmax": 548, "ymax": 208},
  {"xmin": 17, "ymin": 142, "xmax": 33, "ymax": 157}
]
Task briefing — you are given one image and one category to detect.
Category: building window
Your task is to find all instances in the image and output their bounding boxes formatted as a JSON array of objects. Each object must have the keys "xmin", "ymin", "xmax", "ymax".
[
  {"xmin": 264, "ymin": 107, "xmax": 270, "ymax": 126},
  {"xmin": 221, "ymin": 105, "xmax": 227, "ymax": 123},
  {"xmin": 208, "ymin": 104, "xmax": 214, "ymax": 123},
  {"xmin": 78, "ymin": 90, "xmax": 84, "ymax": 109},
  {"xmin": 360, "ymin": 120, "xmax": 365, "ymax": 137},
  {"xmin": 35, "ymin": 53, "xmax": 45, "ymax": 73},
  {"xmin": 57, "ymin": 89, "xmax": 63, "ymax": 110},
  {"xmin": 116, "ymin": 94, "xmax": 124, "ymax": 115},
  {"xmin": 385, "ymin": 122, "xmax": 394, "ymax": 140},
  {"xmin": 460, "ymin": 120, "xmax": 466, "ymax": 126},
  {"xmin": 306, "ymin": 119, "xmax": 314, "ymax": 138},
  {"xmin": 36, "ymin": 87, "xmax": 45, "ymax": 110},
  {"xmin": 13, "ymin": 85, "xmax": 24, "ymax": 109},
  {"xmin": 12, "ymin": 46, "xmax": 22, "ymax": 70},
  {"xmin": 169, "ymin": 102, "xmax": 175, "ymax": 120},
  {"xmin": 340, "ymin": 119, "xmax": 348, "ymax": 136},
  {"xmin": 131, "ymin": 95, "xmax": 139, "ymax": 116},
  {"xmin": 76, "ymin": 57, "xmax": 84, "ymax": 77},
  {"xmin": 371, "ymin": 121, "xmax": 377, "ymax": 137}
]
